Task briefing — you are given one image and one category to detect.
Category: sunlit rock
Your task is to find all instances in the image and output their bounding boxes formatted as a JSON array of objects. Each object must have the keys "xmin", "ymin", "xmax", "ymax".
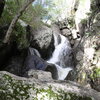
[
  {"xmin": 0, "ymin": 71, "xmax": 100, "ymax": 100},
  {"xmin": 84, "ymin": 48, "xmax": 95, "ymax": 60},
  {"xmin": 75, "ymin": 0, "xmax": 91, "ymax": 32},
  {"xmin": 61, "ymin": 29, "xmax": 71, "ymax": 36},
  {"xmin": 28, "ymin": 70, "xmax": 53, "ymax": 81},
  {"xmin": 72, "ymin": 29, "xmax": 78, "ymax": 39}
]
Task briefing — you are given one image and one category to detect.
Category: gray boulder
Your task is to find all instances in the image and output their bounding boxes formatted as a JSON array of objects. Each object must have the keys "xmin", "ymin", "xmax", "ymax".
[
  {"xmin": 0, "ymin": 71, "xmax": 100, "ymax": 100},
  {"xmin": 29, "ymin": 25, "xmax": 54, "ymax": 59},
  {"xmin": 23, "ymin": 47, "xmax": 59, "ymax": 79}
]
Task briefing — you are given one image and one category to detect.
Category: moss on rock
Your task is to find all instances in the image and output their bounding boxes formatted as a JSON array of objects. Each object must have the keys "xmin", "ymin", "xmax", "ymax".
[{"xmin": 0, "ymin": 73, "xmax": 94, "ymax": 100}]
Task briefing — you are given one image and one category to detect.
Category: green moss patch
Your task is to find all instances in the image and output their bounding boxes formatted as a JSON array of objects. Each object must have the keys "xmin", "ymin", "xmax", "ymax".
[{"xmin": 0, "ymin": 74, "xmax": 93, "ymax": 100}]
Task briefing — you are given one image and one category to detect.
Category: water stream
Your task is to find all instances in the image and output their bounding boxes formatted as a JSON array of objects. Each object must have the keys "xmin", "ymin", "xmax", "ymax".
[{"xmin": 47, "ymin": 34, "xmax": 73, "ymax": 80}]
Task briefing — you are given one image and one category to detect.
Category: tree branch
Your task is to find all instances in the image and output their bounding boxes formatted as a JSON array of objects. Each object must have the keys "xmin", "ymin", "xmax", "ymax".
[{"xmin": 3, "ymin": 0, "xmax": 35, "ymax": 43}]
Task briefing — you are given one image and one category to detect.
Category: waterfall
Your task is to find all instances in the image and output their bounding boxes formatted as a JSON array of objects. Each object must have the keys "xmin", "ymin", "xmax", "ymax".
[{"xmin": 47, "ymin": 33, "xmax": 73, "ymax": 80}]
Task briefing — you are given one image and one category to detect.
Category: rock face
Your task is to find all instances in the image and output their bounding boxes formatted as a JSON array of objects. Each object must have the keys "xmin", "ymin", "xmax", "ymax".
[
  {"xmin": 73, "ymin": 34, "xmax": 100, "ymax": 92},
  {"xmin": 29, "ymin": 25, "xmax": 54, "ymax": 59},
  {"xmin": 55, "ymin": 0, "xmax": 100, "ymax": 92},
  {"xmin": 71, "ymin": 0, "xmax": 100, "ymax": 91},
  {"xmin": 0, "ymin": 71, "xmax": 100, "ymax": 100}
]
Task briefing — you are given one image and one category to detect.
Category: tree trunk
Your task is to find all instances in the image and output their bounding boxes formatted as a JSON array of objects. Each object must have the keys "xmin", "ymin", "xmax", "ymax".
[
  {"xmin": 3, "ymin": 0, "xmax": 35, "ymax": 43},
  {"xmin": 0, "ymin": 0, "xmax": 5, "ymax": 18}
]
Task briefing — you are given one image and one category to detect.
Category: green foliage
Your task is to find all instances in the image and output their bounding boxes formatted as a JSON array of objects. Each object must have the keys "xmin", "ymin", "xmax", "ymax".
[
  {"xmin": 67, "ymin": 16, "xmax": 75, "ymax": 28},
  {"xmin": 34, "ymin": 86, "xmax": 57, "ymax": 100},
  {"xmin": 90, "ymin": 68, "xmax": 100, "ymax": 79},
  {"xmin": 90, "ymin": 0, "xmax": 100, "ymax": 13},
  {"xmin": 1, "ymin": 0, "xmax": 48, "ymax": 27},
  {"xmin": 57, "ymin": 90, "xmax": 92, "ymax": 100},
  {"xmin": 0, "ymin": 0, "xmax": 24, "ymax": 25},
  {"xmin": 0, "ymin": 0, "xmax": 50, "ymax": 49},
  {"xmin": 81, "ymin": 19, "xmax": 87, "ymax": 25},
  {"xmin": 0, "ymin": 74, "xmax": 34, "ymax": 100},
  {"xmin": 12, "ymin": 22, "xmax": 29, "ymax": 49},
  {"xmin": 45, "ymin": 0, "xmax": 76, "ymax": 22},
  {"xmin": 21, "ymin": 3, "xmax": 48, "ymax": 29}
]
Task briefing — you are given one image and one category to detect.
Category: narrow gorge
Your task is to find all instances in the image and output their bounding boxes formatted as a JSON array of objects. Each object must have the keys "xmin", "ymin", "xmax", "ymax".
[{"xmin": 0, "ymin": 0, "xmax": 100, "ymax": 100}]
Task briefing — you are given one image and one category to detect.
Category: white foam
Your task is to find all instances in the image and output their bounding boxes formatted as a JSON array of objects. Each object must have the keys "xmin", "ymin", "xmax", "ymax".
[{"xmin": 55, "ymin": 64, "xmax": 72, "ymax": 80}]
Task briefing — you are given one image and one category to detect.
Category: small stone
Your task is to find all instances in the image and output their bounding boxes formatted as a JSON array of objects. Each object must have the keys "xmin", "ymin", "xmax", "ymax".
[
  {"xmin": 70, "ymin": 39, "xmax": 75, "ymax": 45},
  {"xmin": 61, "ymin": 29, "xmax": 71, "ymax": 36},
  {"xmin": 76, "ymin": 51, "xmax": 84, "ymax": 61}
]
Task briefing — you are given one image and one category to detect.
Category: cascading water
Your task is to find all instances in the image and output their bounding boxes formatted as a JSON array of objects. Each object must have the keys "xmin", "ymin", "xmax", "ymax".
[
  {"xmin": 26, "ymin": 33, "xmax": 73, "ymax": 80},
  {"xmin": 47, "ymin": 33, "xmax": 73, "ymax": 80}
]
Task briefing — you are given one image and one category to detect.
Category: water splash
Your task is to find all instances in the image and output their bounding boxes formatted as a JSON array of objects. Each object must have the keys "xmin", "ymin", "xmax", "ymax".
[{"xmin": 55, "ymin": 64, "xmax": 72, "ymax": 80}]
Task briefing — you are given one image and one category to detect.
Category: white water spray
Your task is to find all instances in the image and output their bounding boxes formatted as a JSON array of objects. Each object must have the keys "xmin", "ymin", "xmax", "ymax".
[{"xmin": 47, "ymin": 33, "xmax": 73, "ymax": 80}]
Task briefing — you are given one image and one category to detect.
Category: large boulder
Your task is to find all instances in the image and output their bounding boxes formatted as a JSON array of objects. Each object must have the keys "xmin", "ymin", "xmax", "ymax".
[
  {"xmin": 23, "ymin": 54, "xmax": 47, "ymax": 77},
  {"xmin": 0, "ymin": 71, "xmax": 100, "ymax": 100},
  {"xmin": 29, "ymin": 25, "xmax": 54, "ymax": 59}
]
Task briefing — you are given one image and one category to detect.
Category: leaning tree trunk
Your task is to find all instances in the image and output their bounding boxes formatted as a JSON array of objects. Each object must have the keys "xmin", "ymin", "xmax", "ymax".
[
  {"xmin": 0, "ymin": 0, "xmax": 5, "ymax": 18},
  {"xmin": 3, "ymin": 0, "xmax": 35, "ymax": 43}
]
